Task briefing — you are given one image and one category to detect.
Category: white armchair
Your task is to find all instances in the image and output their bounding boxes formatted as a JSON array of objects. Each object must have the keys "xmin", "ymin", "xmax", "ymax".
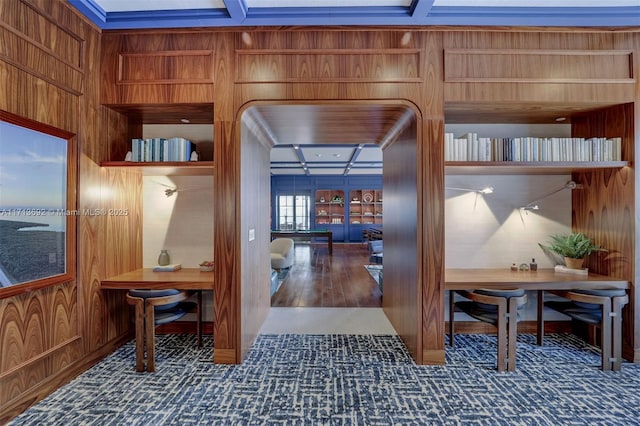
[{"xmin": 270, "ymin": 238, "xmax": 294, "ymax": 270}]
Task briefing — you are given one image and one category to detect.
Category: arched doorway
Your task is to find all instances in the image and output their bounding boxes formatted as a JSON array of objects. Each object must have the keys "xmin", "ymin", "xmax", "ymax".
[{"xmin": 235, "ymin": 101, "xmax": 424, "ymax": 362}]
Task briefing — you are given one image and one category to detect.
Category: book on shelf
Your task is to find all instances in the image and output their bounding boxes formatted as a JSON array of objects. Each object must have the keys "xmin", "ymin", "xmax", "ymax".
[
  {"xmin": 129, "ymin": 137, "xmax": 194, "ymax": 162},
  {"xmin": 444, "ymin": 133, "xmax": 622, "ymax": 163},
  {"xmin": 152, "ymin": 263, "xmax": 182, "ymax": 272}
]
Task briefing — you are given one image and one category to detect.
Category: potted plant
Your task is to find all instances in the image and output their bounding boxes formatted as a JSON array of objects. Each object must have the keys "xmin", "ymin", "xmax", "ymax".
[{"xmin": 539, "ymin": 232, "xmax": 607, "ymax": 269}]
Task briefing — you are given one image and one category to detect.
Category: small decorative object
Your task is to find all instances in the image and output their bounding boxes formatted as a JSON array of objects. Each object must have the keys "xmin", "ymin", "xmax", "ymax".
[
  {"xmin": 320, "ymin": 197, "xmax": 325, "ymax": 202},
  {"xmin": 157, "ymin": 249, "xmax": 170, "ymax": 266},
  {"xmin": 124, "ymin": 151, "xmax": 132, "ymax": 161},
  {"xmin": 539, "ymin": 232, "xmax": 607, "ymax": 270},
  {"xmin": 510, "ymin": 263, "xmax": 518, "ymax": 271},
  {"xmin": 332, "ymin": 195, "xmax": 342, "ymax": 203},
  {"xmin": 363, "ymin": 193, "xmax": 373, "ymax": 203},
  {"xmin": 519, "ymin": 263, "xmax": 530, "ymax": 271},
  {"xmin": 199, "ymin": 261, "xmax": 214, "ymax": 272},
  {"xmin": 190, "ymin": 151, "xmax": 199, "ymax": 161},
  {"xmin": 530, "ymin": 258, "xmax": 538, "ymax": 271}
]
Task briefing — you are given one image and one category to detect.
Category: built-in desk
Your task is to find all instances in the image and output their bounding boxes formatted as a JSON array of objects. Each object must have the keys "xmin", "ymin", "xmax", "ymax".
[
  {"xmin": 445, "ymin": 268, "xmax": 629, "ymax": 371},
  {"xmin": 445, "ymin": 268, "xmax": 627, "ymax": 290},
  {"xmin": 101, "ymin": 268, "xmax": 214, "ymax": 369},
  {"xmin": 101, "ymin": 268, "xmax": 214, "ymax": 291}
]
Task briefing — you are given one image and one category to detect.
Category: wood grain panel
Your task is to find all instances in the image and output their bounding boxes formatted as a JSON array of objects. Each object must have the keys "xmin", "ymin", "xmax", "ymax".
[
  {"xmin": 443, "ymin": 32, "xmax": 636, "ymax": 107},
  {"xmin": 0, "ymin": 61, "xmax": 79, "ymax": 132},
  {"xmin": 101, "ymin": 33, "xmax": 216, "ymax": 105},
  {"xmin": 571, "ymin": 103, "xmax": 636, "ymax": 362},
  {"xmin": 382, "ymin": 112, "xmax": 420, "ymax": 362},
  {"xmin": 236, "ymin": 50, "xmax": 421, "ymax": 83},
  {"xmin": 117, "ymin": 50, "xmax": 214, "ymax": 85},
  {"xmin": 419, "ymin": 32, "xmax": 446, "ymax": 366},
  {"xmin": 445, "ymin": 49, "xmax": 633, "ymax": 83},
  {"xmin": 0, "ymin": 0, "xmax": 83, "ymax": 94},
  {"xmin": 213, "ymin": 119, "xmax": 240, "ymax": 363}
]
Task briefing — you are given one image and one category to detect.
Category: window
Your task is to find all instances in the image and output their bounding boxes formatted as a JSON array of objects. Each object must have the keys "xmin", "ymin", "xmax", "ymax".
[
  {"xmin": 277, "ymin": 194, "xmax": 310, "ymax": 230},
  {"xmin": 0, "ymin": 111, "xmax": 76, "ymax": 297}
]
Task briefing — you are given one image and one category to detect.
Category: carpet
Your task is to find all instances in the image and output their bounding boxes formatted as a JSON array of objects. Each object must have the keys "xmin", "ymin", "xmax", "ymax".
[
  {"xmin": 10, "ymin": 333, "xmax": 640, "ymax": 425},
  {"xmin": 364, "ymin": 264, "xmax": 382, "ymax": 286}
]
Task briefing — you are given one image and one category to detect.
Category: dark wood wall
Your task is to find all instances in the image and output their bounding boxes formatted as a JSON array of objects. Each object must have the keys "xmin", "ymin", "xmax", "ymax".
[
  {"xmin": 0, "ymin": 0, "xmax": 137, "ymax": 421},
  {"xmin": 2, "ymin": 1, "xmax": 640, "ymax": 420}
]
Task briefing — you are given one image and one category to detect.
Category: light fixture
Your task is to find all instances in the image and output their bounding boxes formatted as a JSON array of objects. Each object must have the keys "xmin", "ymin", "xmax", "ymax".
[
  {"xmin": 162, "ymin": 186, "xmax": 209, "ymax": 197},
  {"xmin": 180, "ymin": 118, "xmax": 190, "ymax": 123},
  {"xmin": 519, "ymin": 180, "xmax": 580, "ymax": 211},
  {"xmin": 445, "ymin": 186, "xmax": 494, "ymax": 195}
]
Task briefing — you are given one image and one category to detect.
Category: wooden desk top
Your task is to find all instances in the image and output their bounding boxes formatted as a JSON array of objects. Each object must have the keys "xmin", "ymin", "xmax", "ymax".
[
  {"xmin": 101, "ymin": 268, "xmax": 214, "ymax": 290},
  {"xmin": 445, "ymin": 268, "xmax": 628, "ymax": 291}
]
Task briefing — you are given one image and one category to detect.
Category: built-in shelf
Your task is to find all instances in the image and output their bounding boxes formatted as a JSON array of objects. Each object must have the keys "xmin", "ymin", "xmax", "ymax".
[
  {"xmin": 445, "ymin": 161, "xmax": 629, "ymax": 175},
  {"xmin": 100, "ymin": 161, "xmax": 214, "ymax": 176}
]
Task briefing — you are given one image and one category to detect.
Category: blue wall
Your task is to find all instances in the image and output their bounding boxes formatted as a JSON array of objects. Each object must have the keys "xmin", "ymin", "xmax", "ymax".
[{"xmin": 271, "ymin": 175, "xmax": 382, "ymax": 242}]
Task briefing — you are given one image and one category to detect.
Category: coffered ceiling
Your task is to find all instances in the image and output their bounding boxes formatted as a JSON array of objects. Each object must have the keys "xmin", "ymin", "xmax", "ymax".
[{"xmin": 70, "ymin": 0, "xmax": 640, "ymax": 30}]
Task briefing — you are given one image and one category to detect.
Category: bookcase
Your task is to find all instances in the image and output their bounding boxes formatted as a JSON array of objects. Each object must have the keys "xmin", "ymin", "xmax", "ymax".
[
  {"xmin": 348, "ymin": 189, "xmax": 382, "ymax": 225},
  {"xmin": 315, "ymin": 189, "xmax": 345, "ymax": 225}
]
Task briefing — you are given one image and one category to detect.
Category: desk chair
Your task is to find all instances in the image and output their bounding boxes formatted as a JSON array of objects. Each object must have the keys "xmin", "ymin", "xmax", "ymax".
[
  {"xmin": 544, "ymin": 288, "xmax": 628, "ymax": 371},
  {"xmin": 449, "ymin": 288, "xmax": 527, "ymax": 372},
  {"xmin": 126, "ymin": 289, "xmax": 202, "ymax": 372}
]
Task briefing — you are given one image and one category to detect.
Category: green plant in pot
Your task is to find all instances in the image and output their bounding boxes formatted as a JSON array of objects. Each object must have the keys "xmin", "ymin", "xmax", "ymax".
[{"xmin": 539, "ymin": 232, "xmax": 607, "ymax": 269}]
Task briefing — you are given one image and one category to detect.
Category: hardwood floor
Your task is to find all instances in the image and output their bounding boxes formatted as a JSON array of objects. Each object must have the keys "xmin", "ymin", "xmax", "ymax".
[{"xmin": 271, "ymin": 243, "xmax": 382, "ymax": 308}]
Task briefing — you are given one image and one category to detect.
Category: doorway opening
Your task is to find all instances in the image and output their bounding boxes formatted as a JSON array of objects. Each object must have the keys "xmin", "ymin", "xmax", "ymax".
[{"xmin": 240, "ymin": 101, "xmax": 419, "ymax": 336}]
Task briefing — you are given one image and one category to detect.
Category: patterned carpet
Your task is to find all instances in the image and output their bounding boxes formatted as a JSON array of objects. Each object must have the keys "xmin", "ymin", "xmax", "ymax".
[{"xmin": 9, "ymin": 333, "xmax": 640, "ymax": 425}]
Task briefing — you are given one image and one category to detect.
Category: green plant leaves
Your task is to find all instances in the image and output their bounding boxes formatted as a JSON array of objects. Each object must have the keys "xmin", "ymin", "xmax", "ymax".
[{"xmin": 540, "ymin": 232, "xmax": 607, "ymax": 259}]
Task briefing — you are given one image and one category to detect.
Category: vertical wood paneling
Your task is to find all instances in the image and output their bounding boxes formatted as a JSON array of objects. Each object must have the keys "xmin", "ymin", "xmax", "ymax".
[
  {"xmin": 213, "ymin": 32, "xmax": 237, "ymax": 363},
  {"xmin": 418, "ymin": 32, "xmax": 446, "ymax": 365},
  {"xmin": 572, "ymin": 103, "xmax": 637, "ymax": 361},
  {"xmin": 0, "ymin": 0, "xmax": 137, "ymax": 421},
  {"xmin": 382, "ymin": 114, "xmax": 420, "ymax": 361}
]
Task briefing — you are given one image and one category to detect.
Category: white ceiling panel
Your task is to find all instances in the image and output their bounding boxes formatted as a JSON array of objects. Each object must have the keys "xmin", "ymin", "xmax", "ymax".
[
  {"xmin": 300, "ymin": 146, "xmax": 356, "ymax": 162},
  {"xmin": 434, "ymin": 0, "xmax": 639, "ymax": 5},
  {"xmin": 247, "ymin": 0, "xmax": 411, "ymax": 6},
  {"xmin": 96, "ymin": 0, "xmax": 225, "ymax": 12},
  {"xmin": 308, "ymin": 168, "xmax": 346, "ymax": 175},
  {"xmin": 356, "ymin": 147, "xmax": 383, "ymax": 162},
  {"xmin": 270, "ymin": 147, "xmax": 300, "ymax": 162}
]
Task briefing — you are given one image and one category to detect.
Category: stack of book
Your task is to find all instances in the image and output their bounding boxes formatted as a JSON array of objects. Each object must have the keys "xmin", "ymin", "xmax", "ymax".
[{"xmin": 130, "ymin": 137, "xmax": 194, "ymax": 162}]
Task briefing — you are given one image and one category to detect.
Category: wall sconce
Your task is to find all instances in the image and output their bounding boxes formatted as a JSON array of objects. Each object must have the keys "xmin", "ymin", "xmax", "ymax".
[
  {"xmin": 164, "ymin": 187, "xmax": 208, "ymax": 197},
  {"xmin": 445, "ymin": 186, "xmax": 494, "ymax": 195},
  {"xmin": 519, "ymin": 180, "xmax": 580, "ymax": 211}
]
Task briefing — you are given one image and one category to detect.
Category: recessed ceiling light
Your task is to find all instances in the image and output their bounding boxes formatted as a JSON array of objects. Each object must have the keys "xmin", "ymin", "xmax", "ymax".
[
  {"xmin": 180, "ymin": 118, "xmax": 190, "ymax": 123},
  {"xmin": 316, "ymin": 153, "xmax": 322, "ymax": 157},
  {"xmin": 333, "ymin": 154, "xmax": 341, "ymax": 158},
  {"xmin": 555, "ymin": 117, "xmax": 567, "ymax": 122}
]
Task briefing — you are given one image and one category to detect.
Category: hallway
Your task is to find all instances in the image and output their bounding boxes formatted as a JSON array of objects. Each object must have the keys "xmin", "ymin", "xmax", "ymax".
[{"xmin": 270, "ymin": 243, "xmax": 382, "ymax": 308}]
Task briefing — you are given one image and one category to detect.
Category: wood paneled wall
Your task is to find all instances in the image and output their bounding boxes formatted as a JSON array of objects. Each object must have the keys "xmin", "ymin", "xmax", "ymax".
[
  {"xmin": 2, "ymin": 2, "xmax": 640, "ymax": 420},
  {"xmin": 572, "ymin": 103, "xmax": 637, "ymax": 361},
  {"xmin": 0, "ymin": 0, "xmax": 137, "ymax": 421}
]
